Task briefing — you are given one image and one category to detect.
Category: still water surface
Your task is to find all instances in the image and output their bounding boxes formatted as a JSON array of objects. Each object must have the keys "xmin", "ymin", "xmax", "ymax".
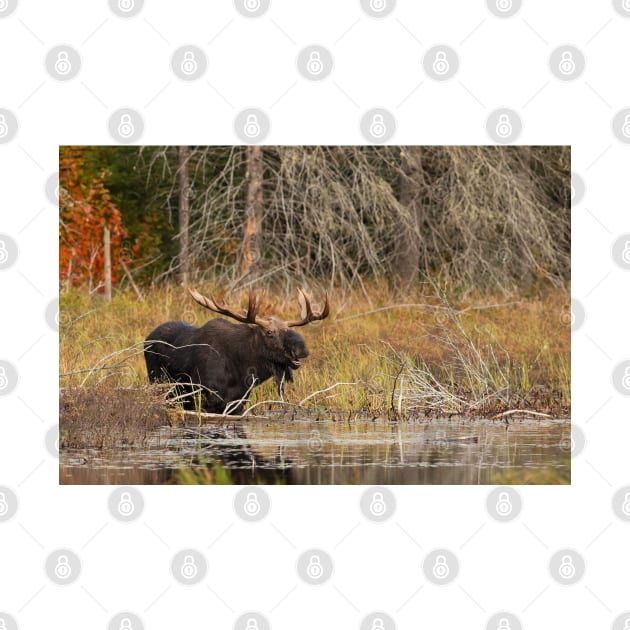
[{"xmin": 60, "ymin": 415, "xmax": 570, "ymax": 485}]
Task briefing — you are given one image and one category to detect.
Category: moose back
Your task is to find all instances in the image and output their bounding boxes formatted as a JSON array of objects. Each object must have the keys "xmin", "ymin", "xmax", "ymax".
[{"xmin": 144, "ymin": 288, "xmax": 329, "ymax": 414}]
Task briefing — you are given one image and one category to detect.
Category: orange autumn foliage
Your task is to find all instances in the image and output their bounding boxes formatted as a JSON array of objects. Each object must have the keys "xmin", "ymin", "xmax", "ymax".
[{"xmin": 59, "ymin": 147, "xmax": 137, "ymax": 290}]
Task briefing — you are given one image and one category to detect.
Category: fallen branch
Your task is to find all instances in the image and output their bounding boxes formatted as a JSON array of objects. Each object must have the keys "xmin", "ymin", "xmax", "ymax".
[
  {"xmin": 298, "ymin": 382, "xmax": 358, "ymax": 406},
  {"xmin": 120, "ymin": 260, "xmax": 144, "ymax": 301},
  {"xmin": 491, "ymin": 409, "xmax": 553, "ymax": 420}
]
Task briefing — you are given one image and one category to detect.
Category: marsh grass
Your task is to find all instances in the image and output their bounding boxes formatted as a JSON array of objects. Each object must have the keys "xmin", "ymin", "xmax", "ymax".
[{"xmin": 59, "ymin": 283, "xmax": 570, "ymax": 431}]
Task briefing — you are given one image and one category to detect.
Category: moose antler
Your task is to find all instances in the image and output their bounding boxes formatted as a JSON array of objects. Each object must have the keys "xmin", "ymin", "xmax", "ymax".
[
  {"xmin": 188, "ymin": 288, "xmax": 264, "ymax": 325},
  {"xmin": 286, "ymin": 288, "xmax": 330, "ymax": 327}
]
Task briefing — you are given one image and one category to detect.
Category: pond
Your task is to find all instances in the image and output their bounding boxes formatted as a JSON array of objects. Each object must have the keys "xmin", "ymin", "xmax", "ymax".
[{"xmin": 59, "ymin": 414, "xmax": 571, "ymax": 485}]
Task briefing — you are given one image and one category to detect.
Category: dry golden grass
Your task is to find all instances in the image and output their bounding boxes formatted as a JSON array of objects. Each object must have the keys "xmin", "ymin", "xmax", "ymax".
[{"xmin": 59, "ymin": 283, "xmax": 570, "ymax": 419}]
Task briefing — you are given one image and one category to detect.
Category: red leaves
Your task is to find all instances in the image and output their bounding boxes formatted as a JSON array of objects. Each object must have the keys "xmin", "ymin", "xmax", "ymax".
[{"xmin": 59, "ymin": 147, "xmax": 137, "ymax": 291}]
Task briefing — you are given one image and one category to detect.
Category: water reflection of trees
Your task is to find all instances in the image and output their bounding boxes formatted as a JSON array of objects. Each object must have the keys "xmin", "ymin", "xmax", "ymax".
[{"xmin": 60, "ymin": 420, "xmax": 569, "ymax": 485}]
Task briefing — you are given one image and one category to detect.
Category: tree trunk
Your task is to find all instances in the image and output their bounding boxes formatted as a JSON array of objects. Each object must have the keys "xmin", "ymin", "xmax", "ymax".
[
  {"xmin": 178, "ymin": 145, "xmax": 191, "ymax": 286},
  {"xmin": 392, "ymin": 147, "xmax": 424, "ymax": 294},
  {"xmin": 103, "ymin": 226, "xmax": 112, "ymax": 302},
  {"xmin": 241, "ymin": 145, "xmax": 264, "ymax": 280}
]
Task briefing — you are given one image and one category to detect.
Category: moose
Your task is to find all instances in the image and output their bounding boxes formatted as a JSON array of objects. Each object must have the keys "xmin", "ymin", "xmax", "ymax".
[{"xmin": 144, "ymin": 288, "xmax": 329, "ymax": 414}]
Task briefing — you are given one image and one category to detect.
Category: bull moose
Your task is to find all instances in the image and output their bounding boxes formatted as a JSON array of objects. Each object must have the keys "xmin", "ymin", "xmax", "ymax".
[{"xmin": 144, "ymin": 288, "xmax": 329, "ymax": 414}]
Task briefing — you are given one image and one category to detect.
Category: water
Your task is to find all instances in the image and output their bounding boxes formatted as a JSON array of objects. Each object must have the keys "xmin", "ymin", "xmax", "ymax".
[{"xmin": 59, "ymin": 414, "xmax": 570, "ymax": 485}]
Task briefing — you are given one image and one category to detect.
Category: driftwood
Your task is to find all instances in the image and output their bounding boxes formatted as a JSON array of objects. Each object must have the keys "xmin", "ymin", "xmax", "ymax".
[{"xmin": 491, "ymin": 409, "xmax": 552, "ymax": 420}]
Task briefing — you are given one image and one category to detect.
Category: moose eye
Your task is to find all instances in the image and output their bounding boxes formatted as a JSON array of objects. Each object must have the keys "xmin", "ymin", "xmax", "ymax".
[{"xmin": 265, "ymin": 329, "xmax": 274, "ymax": 336}]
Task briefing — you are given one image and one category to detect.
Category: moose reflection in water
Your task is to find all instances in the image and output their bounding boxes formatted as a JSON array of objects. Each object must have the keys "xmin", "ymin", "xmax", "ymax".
[
  {"xmin": 59, "ymin": 417, "xmax": 570, "ymax": 485},
  {"xmin": 144, "ymin": 288, "xmax": 329, "ymax": 415}
]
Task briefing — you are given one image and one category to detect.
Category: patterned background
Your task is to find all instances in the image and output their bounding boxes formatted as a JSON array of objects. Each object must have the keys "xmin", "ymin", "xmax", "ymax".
[{"xmin": 1, "ymin": 0, "xmax": 629, "ymax": 628}]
